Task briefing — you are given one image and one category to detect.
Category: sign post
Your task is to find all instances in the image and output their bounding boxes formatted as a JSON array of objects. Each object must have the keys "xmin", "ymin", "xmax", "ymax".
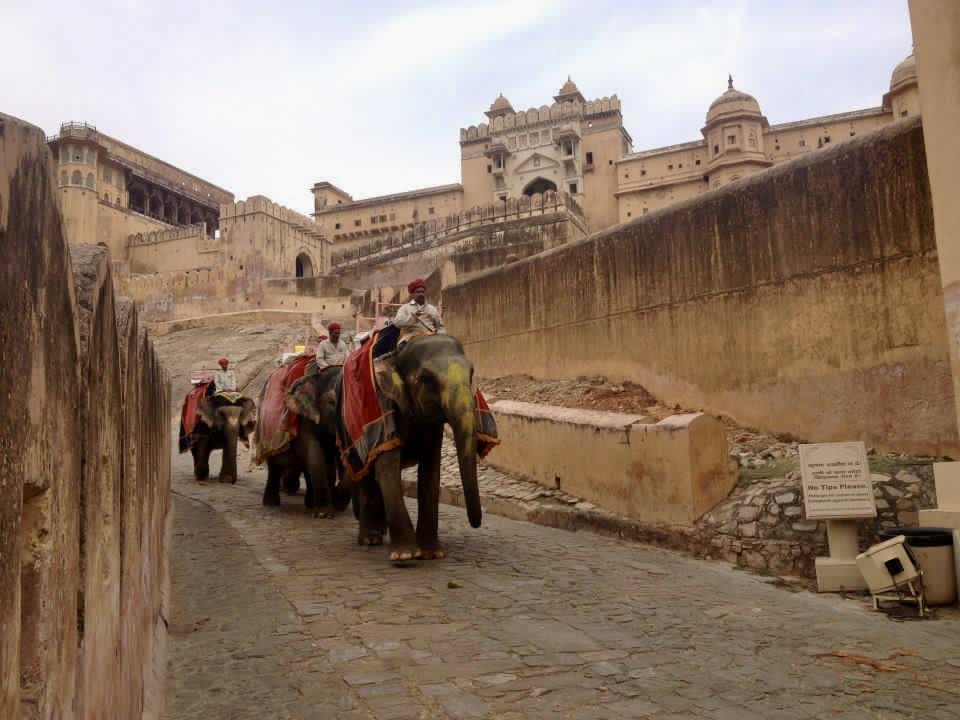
[{"xmin": 799, "ymin": 441, "xmax": 876, "ymax": 592}]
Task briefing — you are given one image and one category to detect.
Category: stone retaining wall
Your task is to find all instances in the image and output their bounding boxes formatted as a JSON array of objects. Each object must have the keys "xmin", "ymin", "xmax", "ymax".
[
  {"xmin": 0, "ymin": 113, "xmax": 171, "ymax": 719},
  {"xmin": 488, "ymin": 402, "xmax": 735, "ymax": 524}
]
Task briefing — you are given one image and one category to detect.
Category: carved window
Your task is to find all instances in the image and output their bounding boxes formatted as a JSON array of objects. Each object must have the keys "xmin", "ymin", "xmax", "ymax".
[
  {"xmin": 354, "ymin": 219, "xmax": 361, "ymax": 226},
  {"xmin": 85, "ymin": 173, "xmax": 95, "ymax": 188},
  {"xmin": 72, "ymin": 146, "xmax": 83, "ymax": 162},
  {"xmin": 714, "ymin": 144, "xmax": 719, "ymax": 155},
  {"xmin": 585, "ymin": 152, "xmax": 593, "ymax": 166},
  {"xmin": 60, "ymin": 147, "xmax": 69, "ymax": 163},
  {"xmin": 428, "ymin": 207, "xmax": 435, "ymax": 215},
  {"xmin": 86, "ymin": 149, "xmax": 95, "ymax": 165},
  {"xmin": 335, "ymin": 222, "xmax": 341, "ymax": 229},
  {"xmin": 568, "ymin": 182, "xmax": 578, "ymax": 194},
  {"xmin": 799, "ymin": 139, "xmax": 806, "ymax": 147},
  {"xmin": 103, "ymin": 167, "xmax": 112, "ymax": 183},
  {"xmin": 71, "ymin": 170, "xmax": 82, "ymax": 184},
  {"xmin": 60, "ymin": 171, "xmax": 67, "ymax": 186},
  {"xmin": 727, "ymin": 135, "xmax": 736, "ymax": 145}
]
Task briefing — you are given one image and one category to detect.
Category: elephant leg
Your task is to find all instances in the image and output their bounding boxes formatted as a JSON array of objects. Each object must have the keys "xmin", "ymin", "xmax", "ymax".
[
  {"xmin": 282, "ymin": 470, "xmax": 300, "ymax": 495},
  {"xmin": 302, "ymin": 437, "xmax": 333, "ymax": 516},
  {"xmin": 356, "ymin": 477, "xmax": 385, "ymax": 546},
  {"xmin": 416, "ymin": 424, "xmax": 445, "ymax": 560},
  {"xmin": 303, "ymin": 469, "xmax": 316, "ymax": 509},
  {"xmin": 375, "ymin": 451, "xmax": 416, "ymax": 562},
  {"xmin": 263, "ymin": 462, "xmax": 282, "ymax": 506},
  {"xmin": 191, "ymin": 442, "xmax": 210, "ymax": 481}
]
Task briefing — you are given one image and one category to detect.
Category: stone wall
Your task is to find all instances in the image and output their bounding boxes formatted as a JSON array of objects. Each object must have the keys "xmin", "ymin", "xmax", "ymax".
[
  {"xmin": 0, "ymin": 114, "xmax": 171, "ymax": 719},
  {"xmin": 446, "ymin": 119, "xmax": 958, "ymax": 456}
]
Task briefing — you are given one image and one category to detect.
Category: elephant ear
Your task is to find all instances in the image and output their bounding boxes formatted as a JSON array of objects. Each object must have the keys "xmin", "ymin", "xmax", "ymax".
[
  {"xmin": 239, "ymin": 397, "xmax": 257, "ymax": 438},
  {"xmin": 197, "ymin": 399, "xmax": 217, "ymax": 428},
  {"xmin": 374, "ymin": 357, "xmax": 410, "ymax": 416},
  {"xmin": 286, "ymin": 375, "xmax": 323, "ymax": 424}
]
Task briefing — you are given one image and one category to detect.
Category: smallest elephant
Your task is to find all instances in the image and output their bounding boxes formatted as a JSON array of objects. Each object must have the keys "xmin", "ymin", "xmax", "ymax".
[{"xmin": 180, "ymin": 389, "xmax": 256, "ymax": 484}]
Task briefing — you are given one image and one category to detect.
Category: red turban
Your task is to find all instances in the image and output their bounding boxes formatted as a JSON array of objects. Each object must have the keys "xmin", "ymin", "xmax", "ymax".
[
  {"xmin": 328, "ymin": 322, "xmax": 341, "ymax": 332},
  {"xmin": 218, "ymin": 358, "xmax": 229, "ymax": 368},
  {"xmin": 408, "ymin": 278, "xmax": 427, "ymax": 294}
]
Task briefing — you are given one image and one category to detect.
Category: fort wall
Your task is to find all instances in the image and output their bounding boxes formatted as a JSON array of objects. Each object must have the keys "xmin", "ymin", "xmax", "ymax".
[
  {"xmin": 0, "ymin": 113, "xmax": 171, "ymax": 719},
  {"xmin": 445, "ymin": 119, "xmax": 958, "ymax": 456}
]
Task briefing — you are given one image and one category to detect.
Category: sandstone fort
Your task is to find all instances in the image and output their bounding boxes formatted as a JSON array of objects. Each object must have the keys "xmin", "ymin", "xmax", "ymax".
[{"xmin": 3, "ymin": 2, "xmax": 960, "ymax": 718}]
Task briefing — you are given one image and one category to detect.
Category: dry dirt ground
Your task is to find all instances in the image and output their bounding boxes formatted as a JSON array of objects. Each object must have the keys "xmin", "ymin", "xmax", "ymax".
[{"xmin": 152, "ymin": 322, "xmax": 313, "ymax": 406}]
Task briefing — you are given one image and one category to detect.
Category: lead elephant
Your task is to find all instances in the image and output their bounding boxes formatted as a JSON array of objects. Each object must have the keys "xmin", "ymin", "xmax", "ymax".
[
  {"xmin": 257, "ymin": 364, "xmax": 350, "ymax": 516},
  {"xmin": 182, "ymin": 391, "xmax": 257, "ymax": 484},
  {"xmin": 338, "ymin": 334, "xmax": 493, "ymax": 562}
]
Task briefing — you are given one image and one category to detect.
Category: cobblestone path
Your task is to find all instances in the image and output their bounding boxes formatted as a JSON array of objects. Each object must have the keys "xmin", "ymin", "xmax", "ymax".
[{"xmin": 164, "ymin": 440, "xmax": 960, "ymax": 719}]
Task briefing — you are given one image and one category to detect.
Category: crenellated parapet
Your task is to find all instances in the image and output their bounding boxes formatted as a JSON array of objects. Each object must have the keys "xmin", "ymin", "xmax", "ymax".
[
  {"xmin": 460, "ymin": 96, "xmax": 622, "ymax": 144},
  {"xmin": 220, "ymin": 195, "xmax": 324, "ymax": 242},
  {"xmin": 127, "ymin": 222, "xmax": 206, "ymax": 247}
]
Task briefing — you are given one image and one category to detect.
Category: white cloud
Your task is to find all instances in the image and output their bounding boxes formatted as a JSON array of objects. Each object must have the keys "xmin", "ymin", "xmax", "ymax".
[{"xmin": 334, "ymin": 0, "xmax": 567, "ymax": 91}]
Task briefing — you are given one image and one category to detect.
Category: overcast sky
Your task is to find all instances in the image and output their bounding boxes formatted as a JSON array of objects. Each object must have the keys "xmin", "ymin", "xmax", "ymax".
[{"xmin": 2, "ymin": 0, "xmax": 912, "ymax": 215}]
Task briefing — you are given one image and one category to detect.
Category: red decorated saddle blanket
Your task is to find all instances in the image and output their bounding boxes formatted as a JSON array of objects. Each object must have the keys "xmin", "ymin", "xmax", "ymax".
[
  {"xmin": 338, "ymin": 333, "xmax": 400, "ymax": 482},
  {"xmin": 337, "ymin": 332, "xmax": 500, "ymax": 481},
  {"xmin": 178, "ymin": 382, "xmax": 211, "ymax": 452},
  {"xmin": 254, "ymin": 354, "xmax": 313, "ymax": 463}
]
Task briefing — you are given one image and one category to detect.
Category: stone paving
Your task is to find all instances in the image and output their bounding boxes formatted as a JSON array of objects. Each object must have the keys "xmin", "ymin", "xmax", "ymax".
[{"xmin": 164, "ymin": 438, "xmax": 960, "ymax": 719}]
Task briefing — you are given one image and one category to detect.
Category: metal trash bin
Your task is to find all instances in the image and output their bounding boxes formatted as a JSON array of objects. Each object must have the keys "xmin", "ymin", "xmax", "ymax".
[{"xmin": 879, "ymin": 528, "xmax": 957, "ymax": 606}]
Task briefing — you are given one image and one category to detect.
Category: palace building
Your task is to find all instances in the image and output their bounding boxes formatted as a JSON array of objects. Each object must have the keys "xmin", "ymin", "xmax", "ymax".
[{"xmin": 311, "ymin": 52, "xmax": 920, "ymax": 246}]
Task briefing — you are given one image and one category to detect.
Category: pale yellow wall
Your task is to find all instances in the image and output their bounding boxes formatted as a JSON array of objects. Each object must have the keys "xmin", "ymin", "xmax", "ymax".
[
  {"xmin": 581, "ymin": 124, "xmax": 627, "ymax": 231},
  {"xmin": 766, "ymin": 111, "xmax": 890, "ymax": 164},
  {"xmin": 461, "ymin": 151, "xmax": 493, "ymax": 209},
  {"xmin": 616, "ymin": 177, "xmax": 705, "ymax": 223},
  {"xmin": 127, "ymin": 225, "xmax": 213, "ymax": 274},
  {"xmin": 315, "ymin": 186, "xmax": 464, "ymax": 251},
  {"xmin": 220, "ymin": 196, "xmax": 326, "ymax": 277},
  {"xmin": 909, "ymin": 0, "xmax": 960, "ymax": 433}
]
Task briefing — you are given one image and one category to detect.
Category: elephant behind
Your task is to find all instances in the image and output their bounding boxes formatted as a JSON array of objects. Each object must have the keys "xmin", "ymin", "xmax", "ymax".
[
  {"xmin": 255, "ymin": 361, "xmax": 350, "ymax": 516},
  {"xmin": 179, "ymin": 388, "xmax": 256, "ymax": 484}
]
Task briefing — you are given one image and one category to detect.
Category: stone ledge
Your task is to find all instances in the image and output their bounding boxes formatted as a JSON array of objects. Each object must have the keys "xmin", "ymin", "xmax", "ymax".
[{"xmin": 486, "ymin": 403, "xmax": 734, "ymax": 524}]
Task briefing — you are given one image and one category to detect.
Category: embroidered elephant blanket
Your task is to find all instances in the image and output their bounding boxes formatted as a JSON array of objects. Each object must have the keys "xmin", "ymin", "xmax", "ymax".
[
  {"xmin": 254, "ymin": 354, "xmax": 313, "ymax": 463},
  {"xmin": 178, "ymin": 382, "xmax": 211, "ymax": 452},
  {"xmin": 337, "ymin": 332, "xmax": 401, "ymax": 482},
  {"xmin": 337, "ymin": 331, "xmax": 501, "ymax": 482}
]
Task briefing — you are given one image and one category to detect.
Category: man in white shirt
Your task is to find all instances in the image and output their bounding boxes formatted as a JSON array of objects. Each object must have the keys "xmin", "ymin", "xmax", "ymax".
[
  {"xmin": 213, "ymin": 357, "xmax": 238, "ymax": 392},
  {"xmin": 315, "ymin": 322, "xmax": 350, "ymax": 368},
  {"xmin": 393, "ymin": 279, "xmax": 445, "ymax": 335}
]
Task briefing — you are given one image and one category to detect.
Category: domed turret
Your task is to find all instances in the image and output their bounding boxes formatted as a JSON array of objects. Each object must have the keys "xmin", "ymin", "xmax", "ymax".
[
  {"xmin": 705, "ymin": 75, "xmax": 762, "ymax": 125},
  {"xmin": 485, "ymin": 93, "xmax": 515, "ymax": 119},
  {"xmin": 554, "ymin": 76, "xmax": 585, "ymax": 103},
  {"xmin": 889, "ymin": 53, "xmax": 918, "ymax": 94}
]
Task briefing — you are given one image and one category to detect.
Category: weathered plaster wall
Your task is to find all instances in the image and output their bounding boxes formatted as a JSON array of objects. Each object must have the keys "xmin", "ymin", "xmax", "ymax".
[
  {"xmin": 0, "ymin": 114, "xmax": 171, "ymax": 719},
  {"xmin": 446, "ymin": 119, "xmax": 957, "ymax": 456}
]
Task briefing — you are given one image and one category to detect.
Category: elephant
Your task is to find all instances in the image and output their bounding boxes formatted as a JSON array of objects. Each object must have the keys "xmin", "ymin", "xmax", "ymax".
[
  {"xmin": 259, "ymin": 365, "xmax": 350, "ymax": 516},
  {"xmin": 340, "ymin": 334, "xmax": 484, "ymax": 563},
  {"xmin": 188, "ymin": 393, "xmax": 257, "ymax": 484}
]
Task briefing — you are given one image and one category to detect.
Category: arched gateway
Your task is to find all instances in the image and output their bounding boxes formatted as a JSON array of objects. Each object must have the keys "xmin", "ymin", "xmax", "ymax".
[
  {"xmin": 295, "ymin": 252, "xmax": 314, "ymax": 278},
  {"xmin": 522, "ymin": 177, "xmax": 557, "ymax": 195}
]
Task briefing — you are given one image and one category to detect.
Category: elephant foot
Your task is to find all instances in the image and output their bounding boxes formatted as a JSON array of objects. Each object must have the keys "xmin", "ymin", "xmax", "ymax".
[
  {"xmin": 415, "ymin": 543, "xmax": 447, "ymax": 560},
  {"xmin": 357, "ymin": 531, "xmax": 383, "ymax": 546},
  {"xmin": 195, "ymin": 474, "xmax": 209, "ymax": 483},
  {"xmin": 388, "ymin": 544, "xmax": 417, "ymax": 563},
  {"xmin": 218, "ymin": 475, "xmax": 236, "ymax": 484},
  {"xmin": 262, "ymin": 492, "xmax": 281, "ymax": 507}
]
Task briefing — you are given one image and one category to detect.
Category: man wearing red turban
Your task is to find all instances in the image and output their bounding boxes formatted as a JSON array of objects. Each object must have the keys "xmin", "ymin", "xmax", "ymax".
[
  {"xmin": 314, "ymin": 321, "xmax": 349, "ymax": 369},
  {"xmin": 393, "ymin": 278, "xmax": 445, "ymax": 336},
  {"xmin": 214, "ymin": 357, "xmax": 238, "ymax": 392}
]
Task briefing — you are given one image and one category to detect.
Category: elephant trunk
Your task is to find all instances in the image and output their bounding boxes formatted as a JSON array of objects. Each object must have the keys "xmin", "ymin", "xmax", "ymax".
[
  {"xmin": 449, "ymin": 401, "xmax": 481, "ymax": 528},
  {"xmin": 219, "ymin": 408, "xmax": 241, "ymax": 483}
]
